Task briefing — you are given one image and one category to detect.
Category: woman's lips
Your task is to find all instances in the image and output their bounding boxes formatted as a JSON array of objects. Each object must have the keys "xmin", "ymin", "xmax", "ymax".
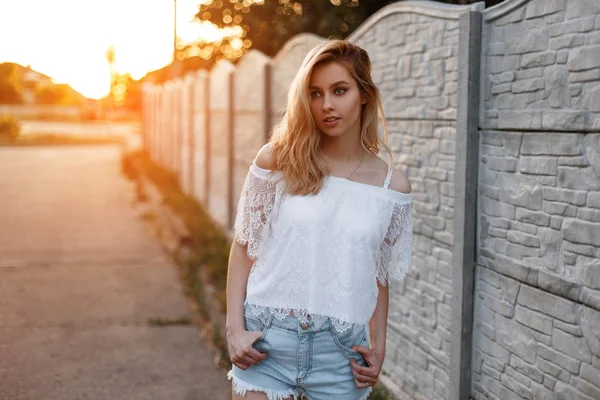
[{"xmin": 323, "ymin": 117, "xmax": 340, "ymax": 127}]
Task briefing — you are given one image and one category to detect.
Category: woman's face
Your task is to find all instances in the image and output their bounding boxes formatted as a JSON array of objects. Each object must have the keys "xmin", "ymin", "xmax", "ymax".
[{"xmin": 308, "ymin": 61, "xmax": 366, "ymax": 139}]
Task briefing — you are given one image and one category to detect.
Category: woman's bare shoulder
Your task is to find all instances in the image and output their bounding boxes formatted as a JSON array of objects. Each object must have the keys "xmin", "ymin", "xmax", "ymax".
[
  {"xmin": 254, "ymin": 143, "xmax": 277, "ymax": 170},
  {"xmin": 388, "ymin": 167, "xmax": 412, "ymax": 194}
]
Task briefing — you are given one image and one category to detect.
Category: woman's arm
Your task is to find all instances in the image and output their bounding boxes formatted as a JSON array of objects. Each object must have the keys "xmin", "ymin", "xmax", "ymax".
[
  {"xmin": 369, "ymin": 282, "xmax": 389, "ymax": 356},
  {"xmin": 226, "ymin": 240, "xmax": 268, "ymax": 369},
  {"xmin": 226, "ymin": 240, "xmax": 253, "ymax": 334},
  {"xmin": 350, "ymin": 279, "xmax": 390, "ymax": 388}
]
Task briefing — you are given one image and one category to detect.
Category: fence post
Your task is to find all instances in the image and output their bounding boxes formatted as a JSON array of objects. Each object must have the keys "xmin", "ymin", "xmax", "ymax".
[
  {"xmin": 188, "ymin": 76, "xmax": 195, "ymax": 196},
  {"xmin": 204, "ymin": 73, "xmax": 211, "ymax": 207},
  {"xmin": 228, "ymin": 72, "xmax": 235, "ymax": 229},
  {"xmin": 450, "ymin": 9, "xmax": 482, "ymax": 400},
  {"xmin": 264, "ymin": 62, "xmax": 272, "ymax": 142}
]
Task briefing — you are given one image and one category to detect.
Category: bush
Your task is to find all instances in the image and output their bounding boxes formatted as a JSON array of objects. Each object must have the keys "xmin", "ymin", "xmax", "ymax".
[{"xmin": 0, "ymin": 114, "xmax": 20, "ymax": 140}]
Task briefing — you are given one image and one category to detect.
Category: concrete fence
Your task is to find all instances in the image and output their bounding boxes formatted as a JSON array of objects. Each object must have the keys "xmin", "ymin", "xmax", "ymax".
[{"xmin": 141, "ymin": 1, "xmax": 600, "ymax": 399}]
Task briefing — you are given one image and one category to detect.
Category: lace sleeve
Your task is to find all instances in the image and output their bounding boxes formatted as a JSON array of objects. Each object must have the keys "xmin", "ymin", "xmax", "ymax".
[
  {"xmin": 376, "ymin": 197, "xmax": 413, "ymax": 286},
  {"xmin": 234, "ymin": 164, "xmax": 281, "ymax": 260}
]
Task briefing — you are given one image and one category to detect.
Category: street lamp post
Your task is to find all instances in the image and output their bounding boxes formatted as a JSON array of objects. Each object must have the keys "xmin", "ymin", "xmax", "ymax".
[
  {"xmin": 173, "ymin": 0, "xmax": 177, "ymax": 62},
  {"xmin": 169, "ymin": 0, "xmax": 178, "ymax": 79}
]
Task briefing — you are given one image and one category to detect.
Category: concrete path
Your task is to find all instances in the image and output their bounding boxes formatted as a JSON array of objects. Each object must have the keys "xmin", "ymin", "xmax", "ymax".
[
  {"xmin": 19, "ymin": 120, "xmax": 140, "ymax": 138},
  {"xmin": 0, "ymin": 145, "xmax": 231, "ymax": 400}
]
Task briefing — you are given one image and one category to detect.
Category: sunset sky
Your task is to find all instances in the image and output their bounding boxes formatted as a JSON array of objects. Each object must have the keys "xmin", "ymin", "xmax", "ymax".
[{"xmin": 0, "ymin": 0, "xmax": 225, "ymax": 99}]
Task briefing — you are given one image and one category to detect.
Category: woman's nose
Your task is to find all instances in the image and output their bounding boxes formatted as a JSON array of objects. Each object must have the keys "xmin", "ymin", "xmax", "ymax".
[{"xmin": 322, "ymin": 94, "xmax": 334, "ymax": 111}]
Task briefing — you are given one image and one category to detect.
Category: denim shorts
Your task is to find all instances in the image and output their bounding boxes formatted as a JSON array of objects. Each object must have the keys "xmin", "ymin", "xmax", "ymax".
[{"xmin": 227, "ymin": 305, "xmax": 372, "ymax": 400}]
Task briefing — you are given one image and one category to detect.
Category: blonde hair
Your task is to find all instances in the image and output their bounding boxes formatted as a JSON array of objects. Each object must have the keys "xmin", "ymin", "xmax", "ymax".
[{"xmin": 269, "ymin": 39, "xmax": 393, "ymax": 196}]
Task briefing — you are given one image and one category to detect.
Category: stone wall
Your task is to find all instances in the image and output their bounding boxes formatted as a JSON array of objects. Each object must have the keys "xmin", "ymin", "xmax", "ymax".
[
  {"xmin": 473, "ymin": 1, "xmax": 600, "ymax": 399},
  {"xmin": 481, "ymin": 0, "xmax": 600, "ymax": 131},
  {"xmin": 348, "ymin": 2, "xmax": 482, "ymax": 398}
]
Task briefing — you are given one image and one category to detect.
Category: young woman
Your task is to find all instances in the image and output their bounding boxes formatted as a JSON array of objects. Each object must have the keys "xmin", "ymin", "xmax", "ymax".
[{"xmin": 226, "ymin": 39, "xmax": 412, "ymax": 400}]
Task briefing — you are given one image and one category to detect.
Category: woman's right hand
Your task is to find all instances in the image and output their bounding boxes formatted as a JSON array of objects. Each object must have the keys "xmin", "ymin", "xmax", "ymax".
[{"xmin": 227, "ymin": 328, "xmax": 269, "ymax": 370}]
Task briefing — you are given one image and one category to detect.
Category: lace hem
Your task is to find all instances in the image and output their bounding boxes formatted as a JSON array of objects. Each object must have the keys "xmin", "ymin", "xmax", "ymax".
[{"xmin": 246, "ymin": 303, "xmax": 367, "ymax": 335}]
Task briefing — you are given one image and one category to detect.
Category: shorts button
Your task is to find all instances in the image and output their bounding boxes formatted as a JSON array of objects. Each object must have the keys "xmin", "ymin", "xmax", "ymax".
[{"xmin": 300, "ymin": 322, "xmax": 309, "ymax": 330}]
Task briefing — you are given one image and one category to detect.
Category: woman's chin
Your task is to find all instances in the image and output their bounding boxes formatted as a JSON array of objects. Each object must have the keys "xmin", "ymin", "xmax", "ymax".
[{"xmin": 319, "ymin": 127, "xmax": 346, "ymax": 138}]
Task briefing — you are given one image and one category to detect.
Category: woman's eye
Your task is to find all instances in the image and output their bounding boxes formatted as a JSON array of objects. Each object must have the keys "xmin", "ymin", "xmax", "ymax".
[
  {"xmin": 310, "ymin": 91, "xmax": 320, "ymax": 98},
  {"xmin": 334, "ymin": 88, "xmax": 346, "ymax": 95}
]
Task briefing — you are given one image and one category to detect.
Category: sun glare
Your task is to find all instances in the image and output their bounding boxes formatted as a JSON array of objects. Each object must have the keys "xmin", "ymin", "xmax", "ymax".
[{"xmin": 0, "ymin": 0, "xmax": 229, "ymax": 99}]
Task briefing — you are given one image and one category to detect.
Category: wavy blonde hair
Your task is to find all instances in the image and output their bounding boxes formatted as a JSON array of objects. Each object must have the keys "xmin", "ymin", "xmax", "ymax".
[{"xmin": 269, "ymin": 38, "xmax": 393, "ymax": 196}]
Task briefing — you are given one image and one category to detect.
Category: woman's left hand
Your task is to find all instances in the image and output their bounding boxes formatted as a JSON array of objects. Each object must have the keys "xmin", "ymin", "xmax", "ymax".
[{"xmin": 349, "ymin": 345, "xmax": 384, "ymax": 388}]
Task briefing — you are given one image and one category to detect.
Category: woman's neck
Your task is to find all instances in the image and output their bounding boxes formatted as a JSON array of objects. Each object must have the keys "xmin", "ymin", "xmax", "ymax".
[{"xmin": 321, "ymin": 135, "xmax": 363, "ymax": 163}]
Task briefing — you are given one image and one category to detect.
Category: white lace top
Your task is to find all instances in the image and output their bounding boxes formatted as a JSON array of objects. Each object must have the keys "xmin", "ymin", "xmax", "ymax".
[{"xmin": 234, "ymin": 161, "xmax": 412, "ymax": 333}]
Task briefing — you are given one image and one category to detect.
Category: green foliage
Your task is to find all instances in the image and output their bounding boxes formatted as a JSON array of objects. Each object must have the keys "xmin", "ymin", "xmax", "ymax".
[
  {"xmin": 193, "ymin": 0, "xmax": 505, "ymax": 59},
  {"xmin": 0, "ymin": 115, "xmax": 21, "ymax": 140},
  {"xmin": 368, "ymin": 385, "xmax": 391, "ymax": 399},
  {"xmin": 147, "ymin": 316, "xmax": 192, "ymax": 326},
  {"xmin": 195, "ymin": 0, "xmax": 378, "ymax": 58},
  {"xmin": 0, "ymin": 63, "xmax": 23, "ymax": 104}
]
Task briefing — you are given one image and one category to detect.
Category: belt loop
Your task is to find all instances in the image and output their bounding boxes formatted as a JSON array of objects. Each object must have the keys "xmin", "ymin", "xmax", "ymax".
[{"xmin": 262, "ymin": 312, "xmax": 274, "ymax": 329}]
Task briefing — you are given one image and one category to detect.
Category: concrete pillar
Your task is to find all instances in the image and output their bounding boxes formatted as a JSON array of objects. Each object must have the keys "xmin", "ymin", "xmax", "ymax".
[{"xmin": 450, "ymin": 9, "xmax": 482, "ymax": 400}]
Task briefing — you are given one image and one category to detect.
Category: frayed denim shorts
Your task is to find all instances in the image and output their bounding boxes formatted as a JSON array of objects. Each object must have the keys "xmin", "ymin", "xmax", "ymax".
[{"xmin": 227, "ymin": 305, "xmax": 372, "ymax": 400}]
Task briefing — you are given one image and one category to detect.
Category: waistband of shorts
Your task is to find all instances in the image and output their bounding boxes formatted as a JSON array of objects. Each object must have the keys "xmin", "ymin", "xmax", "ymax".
[{"xmin": 244, "ymin": 304, "xmax": 335, "ymax": 333}]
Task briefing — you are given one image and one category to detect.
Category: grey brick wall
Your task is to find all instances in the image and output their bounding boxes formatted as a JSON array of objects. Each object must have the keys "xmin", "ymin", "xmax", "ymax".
[
  {"xmin": 481, "ymin": 0, "xmax": 600, "ymax": 131},
  {"xmin": 475, "ymin": 129, "xmax": 600, "ymax": 400},
  {"xmin": 472, "ymin": 265, "xmax": 600, "ymax": 400},
  {"xmin": 474, "ymin": 1, "xmax": 600, "ymax": 400},
  {"xmin": 348, "ymin": 2, "xmax": 481, "ymax": 399}
]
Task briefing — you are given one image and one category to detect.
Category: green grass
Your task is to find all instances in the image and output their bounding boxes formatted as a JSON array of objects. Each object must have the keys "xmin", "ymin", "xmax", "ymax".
[
  {"xmin": 369, "ymin": 385, "xmax": 391, "ymax": 399},
  {"xmin": 147, "ymin": 316, "xmax": 192, "ymax": 327}
]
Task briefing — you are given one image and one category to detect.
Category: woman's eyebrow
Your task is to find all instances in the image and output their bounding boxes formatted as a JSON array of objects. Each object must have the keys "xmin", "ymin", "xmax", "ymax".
[{"xmin": 309, "ymin": 80, "xmax": 350, "ymax": 90}]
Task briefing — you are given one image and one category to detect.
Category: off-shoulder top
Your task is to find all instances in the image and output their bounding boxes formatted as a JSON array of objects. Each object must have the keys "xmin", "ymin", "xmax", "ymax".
[{"xmin": 234, "ymin": 161, "xmax": 412, "ymax": 333}]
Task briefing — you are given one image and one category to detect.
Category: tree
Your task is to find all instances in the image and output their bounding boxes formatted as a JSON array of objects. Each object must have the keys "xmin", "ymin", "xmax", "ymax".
[
  {"xmin": 0, "ymin": 63, "xmax": 23, "ymax": 104},
  {"xmin": 194, "ymin": 0, "xmax": 370, "ymax": 59},
  {"xmin": 35, "ymin": 83, "xmax": 82, "ymax": 106},
  {"xmin": 113, "ymin": 73, "xmax": 142, "ymax": 111},
  {"xmin": 192, "ymin": 0, "xmax": 504, "ymax": 60}
]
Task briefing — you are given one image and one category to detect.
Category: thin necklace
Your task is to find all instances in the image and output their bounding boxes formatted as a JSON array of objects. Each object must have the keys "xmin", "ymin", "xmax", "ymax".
[{"xmin": 346, "ymin": 151, "xmax": 364, "ymax": 180}]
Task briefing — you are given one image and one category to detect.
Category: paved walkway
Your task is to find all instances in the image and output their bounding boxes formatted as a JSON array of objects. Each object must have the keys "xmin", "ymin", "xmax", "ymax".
[
  {"xmin": 19, "ymin": 120, "xmax": 141, "ymax": 138},
  {"xmin": 0, "ymin": 145, "xmax": 231, "ymax": 400}
]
